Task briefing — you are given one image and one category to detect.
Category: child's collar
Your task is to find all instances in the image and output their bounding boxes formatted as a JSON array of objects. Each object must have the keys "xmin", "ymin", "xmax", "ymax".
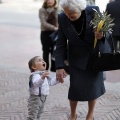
[{"xmin": 31, "ymin": 70, "xmax": 45, "ymax": 75}]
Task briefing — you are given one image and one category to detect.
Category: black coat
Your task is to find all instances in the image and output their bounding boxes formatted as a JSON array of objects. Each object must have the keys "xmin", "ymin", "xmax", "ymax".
[
  {"xmin": 106, "ymin": 0, "xmax": 120, "ymax": 37},
  {"xmin": 55, "ymin": 6, "xmax": 111, "ymax": 70}
]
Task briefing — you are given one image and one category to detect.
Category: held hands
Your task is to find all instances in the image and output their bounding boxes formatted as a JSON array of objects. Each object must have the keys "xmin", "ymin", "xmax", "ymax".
[
  {"xmin": 56, "ymin": 69, "xmax": 67, "ymax": 83},
  {"xmin": 41, "ymin": 71, "xmax": 49, "ymax": 80}
]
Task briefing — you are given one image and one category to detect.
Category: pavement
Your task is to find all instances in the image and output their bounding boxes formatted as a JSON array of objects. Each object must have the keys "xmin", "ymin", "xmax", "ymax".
[{"xmin": 0, "ymin": 1, "xmax": 120, "ymax": 120}]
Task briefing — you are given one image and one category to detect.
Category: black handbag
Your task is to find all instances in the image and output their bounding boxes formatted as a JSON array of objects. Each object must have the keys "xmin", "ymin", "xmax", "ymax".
[
  {"xmin": 49, "ymin": 31, "xmax": 58, "ymax": 43},
  {"xmin": 90, "ymin": 33, "xmax": 120, "ymax": 71}
]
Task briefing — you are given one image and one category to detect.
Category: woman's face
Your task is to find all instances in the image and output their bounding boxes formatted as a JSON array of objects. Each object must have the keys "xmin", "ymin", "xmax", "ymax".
[
  {"xmin": 63, "ymin": 7, "xmax": 81, "ymax": 21},
  {"xmin": 46, "ymin": 0, "xmax": 55, "ymax": 7}
]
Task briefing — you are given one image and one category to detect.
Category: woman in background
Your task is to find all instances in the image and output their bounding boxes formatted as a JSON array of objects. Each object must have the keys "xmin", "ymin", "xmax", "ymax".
[{"xmin": 39, "ymin": 0, "xmax": 58, "ymax": 72}]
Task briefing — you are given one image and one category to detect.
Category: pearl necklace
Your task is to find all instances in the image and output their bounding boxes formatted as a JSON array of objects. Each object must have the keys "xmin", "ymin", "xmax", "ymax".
[{"xmin": 71, "ymin": 17, "xmax": 84, "ymax": 36}]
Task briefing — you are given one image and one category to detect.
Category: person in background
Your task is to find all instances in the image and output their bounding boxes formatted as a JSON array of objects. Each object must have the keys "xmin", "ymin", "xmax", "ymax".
[
  {"xmin": 39, "ymin": 0, "xmax": 58, "ymax": 72},
  {"xmin": 109, "ymin": 0, "xmax": 114, "ymax": 2},
  {"xmin": 106, "ymin": 0, "xmax": 120, "ymax": 51},
  {"xmin": 86, "ymin": 0, "xmax": 95, "ymax": 6},
  {"xmin": 27, "ymin": 56, "xmax": 59, "ymax": 120},
  {"xmin": 55, "ymin": 0, "xmax": 111, "ymax": 120}
]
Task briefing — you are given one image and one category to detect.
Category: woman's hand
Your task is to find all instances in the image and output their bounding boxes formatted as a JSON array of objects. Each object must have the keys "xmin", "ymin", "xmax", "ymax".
[
  {"xmin": 56, "ymin": 69, "xmax": 67, "ymax": 83},
  {"xmin": 54, "ymin": 27, "xmax": 58, "ymax": 31},
  {"xmin": 94, "ymin": 31, "xmax": 103, "ymax": 40}
]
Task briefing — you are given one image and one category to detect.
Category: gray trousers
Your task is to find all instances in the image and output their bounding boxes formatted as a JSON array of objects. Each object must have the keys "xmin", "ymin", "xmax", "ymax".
[{"xmin": 27, "ymin": 95, "xmax": 47, "ymax": 120}]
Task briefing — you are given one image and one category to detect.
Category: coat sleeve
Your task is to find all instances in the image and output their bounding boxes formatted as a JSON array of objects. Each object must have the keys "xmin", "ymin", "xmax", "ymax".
[
  {"xmin": 31, "ymin": 74, "xmax": 44, "ymax": 88},
  {"xmin": 55, "ymin": 14, "xmax": 67, "ymax": 69},
  {"xmin": 47, "ymin": 76, "xmax": 59, "ymax": 86},
  {"xmin": 105, "ymin": 3, "xmax": 110, "ymax": 14}
]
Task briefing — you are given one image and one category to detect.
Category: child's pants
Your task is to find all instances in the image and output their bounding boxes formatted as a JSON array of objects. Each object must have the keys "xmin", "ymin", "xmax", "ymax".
[{"xmin": 27, "ymin": 95, "xmax": 47, "ymax": 120}]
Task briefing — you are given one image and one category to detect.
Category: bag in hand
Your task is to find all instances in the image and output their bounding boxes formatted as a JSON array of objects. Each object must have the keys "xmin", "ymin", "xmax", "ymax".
[
  {"xmin": 92, "ymin": 51, "xmax": 120, "ymax": 71},
  {"xmin": 90, "ymin": 33, "xmax": 120, "ymax": 71}
]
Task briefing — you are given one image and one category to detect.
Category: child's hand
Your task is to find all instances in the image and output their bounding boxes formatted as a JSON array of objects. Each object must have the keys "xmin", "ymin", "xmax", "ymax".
[{"xmin": 41, "ymin": 71, "xmax": 49, "ymax": 80}]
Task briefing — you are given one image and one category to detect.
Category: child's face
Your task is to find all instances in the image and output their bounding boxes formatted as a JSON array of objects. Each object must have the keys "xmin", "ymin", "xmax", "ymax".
[{"xmin": 32, "ymin": 56, "xmax": 46, "ymax": 71}]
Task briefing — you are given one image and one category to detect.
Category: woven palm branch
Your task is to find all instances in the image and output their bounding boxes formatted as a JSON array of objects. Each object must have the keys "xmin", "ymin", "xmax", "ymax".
[
  {"xmin": 90, "ymin": 9, "xmax": 115, "ymax": 48},
  {"xmin": 90, "ymin": 9, "xmax": 115, "ymax": 32}
]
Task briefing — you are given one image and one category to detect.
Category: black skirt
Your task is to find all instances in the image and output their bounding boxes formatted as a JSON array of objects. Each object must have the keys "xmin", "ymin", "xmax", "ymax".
[{"xmin": 68, "ymin": 66, "xmax": 105, "ymax": 101}]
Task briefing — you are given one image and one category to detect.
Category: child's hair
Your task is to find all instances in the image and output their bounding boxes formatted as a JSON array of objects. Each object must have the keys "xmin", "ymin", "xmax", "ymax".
[{"xmin": 28, "ymin": 56, "xmax": 39, "ymax": 72}]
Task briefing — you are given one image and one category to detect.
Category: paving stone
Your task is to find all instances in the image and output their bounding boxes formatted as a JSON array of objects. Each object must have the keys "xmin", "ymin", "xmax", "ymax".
[{"xmin": 0, "ymin": 69, "xmax": 120, "ymax": 120}]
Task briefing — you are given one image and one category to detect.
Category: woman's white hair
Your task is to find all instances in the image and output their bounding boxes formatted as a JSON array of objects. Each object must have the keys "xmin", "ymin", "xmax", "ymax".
[{"xmin": 59, "ymin": 0, "xmax": 87, "ymax": 12}]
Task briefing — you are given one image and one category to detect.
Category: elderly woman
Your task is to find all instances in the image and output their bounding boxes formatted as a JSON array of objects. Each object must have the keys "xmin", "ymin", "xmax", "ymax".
[{"xmin": 55, "ymin": 0, "xmax": 111, "ymax": 120}]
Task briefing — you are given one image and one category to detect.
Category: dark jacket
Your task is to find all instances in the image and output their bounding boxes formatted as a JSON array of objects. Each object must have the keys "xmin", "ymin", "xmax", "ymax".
[
  {"xmin": 106, "ymin": 0, "xmax": 120, "ymax": 37},
  {"xmin": 55, "ymin": 6, "xmax": 111, "ymax": 70}
]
